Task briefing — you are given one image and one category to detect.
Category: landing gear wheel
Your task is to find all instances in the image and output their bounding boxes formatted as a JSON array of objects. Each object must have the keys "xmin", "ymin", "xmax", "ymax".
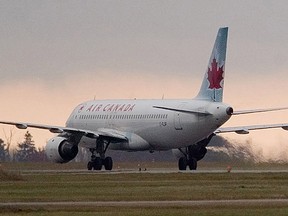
[
  {"xmin": 87, "ymin": 161, "xmax": 93, "ymax": 170},
  {"xmin": 178, "ymin": 157, "xmax": 187, "ymax": 170},
  {"xmin": 88, "ymin": 139, "xmax": 114, "ymax": 171},
  {"xmin": 93, "ymin": 157, "xmax": 102, "ymax": 170},
  {"xmin": 104, "ymin": 157, "xmax": 113, "ymax": 170},
  {"xmin": 188, "ymin": 158, "xmax": 197, "ymax": 170}
]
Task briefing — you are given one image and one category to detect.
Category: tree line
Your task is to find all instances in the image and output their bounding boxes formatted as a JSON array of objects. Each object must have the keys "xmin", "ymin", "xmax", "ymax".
[
  {"xmin": 0, "ymin": 130, "xmax": 253, "ymax": 163},
  {"xmin": 0, "ymin": 131, "xmax": 46, "ymax": 162},
  {"xmin": 0, "ymin": 130, "xmax": 176, "ymax": 163}
]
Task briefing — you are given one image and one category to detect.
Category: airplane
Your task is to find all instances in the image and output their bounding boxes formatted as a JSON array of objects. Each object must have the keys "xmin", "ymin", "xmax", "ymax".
[{"xmin": 1, "ymin": 27, "xmax": 288, "ymax": 171}]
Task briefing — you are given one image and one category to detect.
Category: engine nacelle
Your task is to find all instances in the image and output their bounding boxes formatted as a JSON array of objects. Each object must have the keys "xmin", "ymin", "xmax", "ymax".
[
  {"xmin": 172, "ymin": 146, "xmax": 207, "ymax": 161},
  {"xmin": 173, "ymin": 135, "xmax": 214, "ymax": 161},
  {"xmin": 45, "ymin": 136, "xmax": 78, "ymax": 163}
]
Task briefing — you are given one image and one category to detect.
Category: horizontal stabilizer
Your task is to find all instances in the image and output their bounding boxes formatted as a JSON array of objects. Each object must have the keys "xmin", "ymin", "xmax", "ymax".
[
  {"xmin": 153, "ymin": 106, "xmax": 212, "ymax": 115},
  {"xmin": 232, "ymin": 107, "xmax": 288, "ymax": 115}
]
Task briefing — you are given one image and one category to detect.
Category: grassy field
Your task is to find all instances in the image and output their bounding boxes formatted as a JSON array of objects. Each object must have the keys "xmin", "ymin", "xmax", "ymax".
[{"xmin": 1, "ymin": 162, "xmax": 288, "ymax": 215}]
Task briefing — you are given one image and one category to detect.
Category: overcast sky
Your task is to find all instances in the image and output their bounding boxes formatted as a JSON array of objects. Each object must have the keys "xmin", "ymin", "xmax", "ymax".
[
  {"xmin": 2, "ymin": 1, "xmax": 288, "ymax": 82},
  {"xmin": 1, "ymin": 0, "xmax": 288, "ymax": 161}
]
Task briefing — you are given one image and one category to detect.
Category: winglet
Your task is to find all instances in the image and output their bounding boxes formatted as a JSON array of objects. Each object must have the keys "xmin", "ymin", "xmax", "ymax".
[{"xmin": 196, "ymin": 27, "xmax": 228, "ymax": 102}]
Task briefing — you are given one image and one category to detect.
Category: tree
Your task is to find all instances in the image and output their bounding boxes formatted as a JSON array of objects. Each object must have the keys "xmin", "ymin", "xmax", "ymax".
[
  {"xmin": 2, "ymin": 128, "xmax": 15, "ymax": 161},
  {"xmin": 15, "ymin": 131, "xmax": 37, "ymax": 162},
  {"xmin": 0, "ymin": 138, "xmax": 9, "ymax": 162},
  {"xmin": 34, "ymin": 147, "xmax": 48, "ymax": 162}
]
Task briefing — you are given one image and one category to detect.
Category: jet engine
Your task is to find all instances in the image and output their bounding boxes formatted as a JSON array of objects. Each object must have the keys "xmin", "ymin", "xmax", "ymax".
[
  {"xmin": 172, "ymin": 145, "xmax": 207, "ymax": 161},
  {"xmin": 45, "ymin": 136, "xmax": 78, "ymax": 163},
  {"xmin": 172, "ymin": 145, "xmax": 208, "ymax": 170}
]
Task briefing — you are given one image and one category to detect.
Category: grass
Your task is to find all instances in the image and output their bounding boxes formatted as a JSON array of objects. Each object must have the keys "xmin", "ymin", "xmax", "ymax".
[
  {"xmin": 0, "ymin": 165, "xmax": 22, "ymax": 181},
  {"xmin": 1, "ymin": 172, "xmax": 288, "ymax": 202},
  {"xmin": 1, "ymin": 206, "xmax": 288, "ymax": 216},
  {"xmin": 6, "ymin": 173, "xmax": 288, "ymax": 202},
  {"xmin": 1, "ymin": 162, "xmax": 288, "ymax": 215}
]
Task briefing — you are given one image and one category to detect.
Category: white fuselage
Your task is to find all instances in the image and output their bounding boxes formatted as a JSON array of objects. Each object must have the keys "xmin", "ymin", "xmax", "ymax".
[{"xmin": 65, "ymin": 99, "xmax": 231, "ymax": 151}]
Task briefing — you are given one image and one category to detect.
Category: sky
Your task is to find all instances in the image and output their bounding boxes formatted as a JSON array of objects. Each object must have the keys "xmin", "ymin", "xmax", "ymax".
[{"xmin": 1, "ymin": 0, "xmax": 288, "ymax": 162}]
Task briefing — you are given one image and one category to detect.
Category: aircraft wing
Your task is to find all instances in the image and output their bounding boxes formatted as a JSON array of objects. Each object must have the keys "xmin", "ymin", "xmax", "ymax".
[
  {"xmin": 0, "ymin": 121, "xmax": 128, "ymax": 141},
  {"xmin": 216, "ymin": 123, "xmax": 288, "ymax": 134}
]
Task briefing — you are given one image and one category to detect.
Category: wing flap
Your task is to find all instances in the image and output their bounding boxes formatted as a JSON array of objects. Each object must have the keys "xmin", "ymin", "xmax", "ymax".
[
  {"xmin": 97, "ymin": 128, "xmax": 128, "ymax": 141},
  {"xmin": 282, "ymin": 126, "xmax": 288, "ymax": 131}
]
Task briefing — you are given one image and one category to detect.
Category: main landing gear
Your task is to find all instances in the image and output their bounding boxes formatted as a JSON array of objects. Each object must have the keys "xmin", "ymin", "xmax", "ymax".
[
  {"xmin": 87, "ymin": 138, "xmax": 113, "ymax": 171},
  {"xmin": 178, "ymin": 134, "xmax": 214, "ymax": 171},
  {"xmin": 178, "ymin": 156, "xmax": 198, "ymax": 170}
]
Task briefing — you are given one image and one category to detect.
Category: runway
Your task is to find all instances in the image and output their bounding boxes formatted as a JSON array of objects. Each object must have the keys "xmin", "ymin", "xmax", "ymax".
[
  {"xmin": 1, "ymin": 199, "xmax": 288, "ymax": 207},
  {"xmin": 17, "ymin": 168, "xmax": 288, "ymax": 175}
]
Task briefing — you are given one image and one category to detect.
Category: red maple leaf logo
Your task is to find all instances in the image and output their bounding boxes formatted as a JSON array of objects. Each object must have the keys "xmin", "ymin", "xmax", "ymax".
[
  {"xmin": 207, "ymin": 58, "xmax": 224, "ymax": 89},
  {"xmin": 78, "ymin": 105, "xmax": 85, "ymax": 113}
]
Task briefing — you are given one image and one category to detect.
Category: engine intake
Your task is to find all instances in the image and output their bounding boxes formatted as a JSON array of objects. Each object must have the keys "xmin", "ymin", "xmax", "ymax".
[{"xmin": 46, "ymin": 136, "xmax": 78, "ymax": 163}]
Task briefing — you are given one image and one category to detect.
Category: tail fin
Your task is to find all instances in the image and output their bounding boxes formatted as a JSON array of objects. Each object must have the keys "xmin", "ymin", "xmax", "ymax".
[{"xmin": 196, "ymin": 27, "xmax": 228, "ymax": 102}]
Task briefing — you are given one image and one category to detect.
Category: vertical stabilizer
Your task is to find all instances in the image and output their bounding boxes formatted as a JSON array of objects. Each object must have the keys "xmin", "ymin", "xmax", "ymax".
[{"xmin": 196, "ymin": 27, "xmax": 228, "ymax": 102}]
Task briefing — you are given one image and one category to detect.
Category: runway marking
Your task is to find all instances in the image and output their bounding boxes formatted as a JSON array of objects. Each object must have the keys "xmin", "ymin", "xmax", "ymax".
[{"xmin": 1, "ymin": 199, "xmax": 288, "ymax": 207}]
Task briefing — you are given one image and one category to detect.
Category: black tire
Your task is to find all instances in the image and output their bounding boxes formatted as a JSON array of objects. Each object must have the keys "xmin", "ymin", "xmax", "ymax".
[
  {"xmin": 104, "ymin": 157, "xmax": 113, "ymax": 170},
  {"xmin": 87, "ymin": 161, "xmax": 93, "ymax": 170},
  {"xmin": 178, "ymin": 157, "xmax": 187, "ymax": 170},
  {"xmin": 188, "ymin": 158, "xmax": 197, "ymax": 170},
  {"xmin": 93, "ymin": 157, "xmax": 102, "ymax": 170}
]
